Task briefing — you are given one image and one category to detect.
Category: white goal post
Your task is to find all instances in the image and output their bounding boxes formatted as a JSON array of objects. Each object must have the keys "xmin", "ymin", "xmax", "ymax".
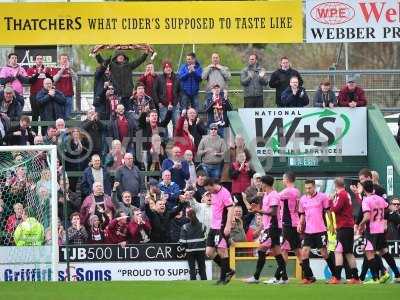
[{"xmin": 0, "ymin": 145, "xmax": 58, "ymax": 281}]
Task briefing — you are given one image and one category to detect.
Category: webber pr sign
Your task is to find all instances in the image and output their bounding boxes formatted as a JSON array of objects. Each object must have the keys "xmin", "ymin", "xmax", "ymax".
[{"xmin": 238, "ymin": 108, "xmax": 367, "ymax": 157}]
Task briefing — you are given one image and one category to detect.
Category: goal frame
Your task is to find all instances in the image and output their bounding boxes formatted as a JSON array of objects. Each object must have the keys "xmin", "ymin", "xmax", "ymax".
[{"xmin": 0, "ymin": 145, "xmax": 58, "ymax": 281}]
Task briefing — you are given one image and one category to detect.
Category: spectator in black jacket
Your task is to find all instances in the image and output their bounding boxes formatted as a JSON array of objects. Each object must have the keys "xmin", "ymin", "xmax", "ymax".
[
  {"xmin": 186, "ymin": 108, "xmax": 207, "ymax": 148},
  {"xmin": 269, "ymin": 56, "xmax": 303, "ymax": 107},
  {"xmin": 313, "ymin": 80, "xmax": 337, "ymax": 108},
  {"xmin": 6, "ymin": 115, "xmax": 35, "ymax": 146},
  {"xmin": 93, "ymin": 80, "xmax": 115, "ymax": 121},
  {"xmin": 93, "ymin": 63, "xmax": 111, "ymax": 120},
  {"xmin": 109, "ymin": 104, "xmax": 138, "ymax": 154},
  {"xmin": 144, "ymin": 196, "xmax": 185, "ymax": 243},
  {"xmin": 387, "ymin": 198, "xmax": 400, "ymax": 240},
  {"xmin": 81, "ymin": 154, "xmax": 112, "ymax": 198},
  {"xmin": 0, "ymin": 87, "xmax": 22, "ymax": 121},
  {"xmin": 0, "ymin": 112, "xmax": 10, "ymax": 145},
  {"xmin": 153, "ymin": 61, "xmax": 181, "ymax": 126},
  {"xmin": 81, "ymin": 109, "xmax": 107, "ymax": 157},
  {"xmin": 280, "ymin": 76, "xmax": 309, "ymax": 107},
  {"xmin": 396, "ymin": 116, "xmax": 400, "ymax": 146},
  {"xmin": 125, "ymin": 83, "xmax": 155, "ymax": 114},
  {"xmin": 36, "ymin": 78, "xmax": 66, "ymax": 134},
  {"xmin": 179, "ymin": 209, "xmax": 207, "ymax": 280}
]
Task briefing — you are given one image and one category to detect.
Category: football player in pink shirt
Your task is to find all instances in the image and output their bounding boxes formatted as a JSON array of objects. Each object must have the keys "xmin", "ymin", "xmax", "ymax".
[
  {"xmin": 279, "ymin": 171, "xmax": 302, "ymax": 263},
  {"xmin": 298, "ymin": 179, "xmax": 333, "ymax": 284},
  {"xmin": 358, "ymin": 180, "xmax": 400, "ymax": 284},
  {"xmin": 244, "ymin": 175, "xmax": 288, "ymax": 284},
  {"xmin": 204, "ymin": 178, "xmax": 235, "ymax": 285}
]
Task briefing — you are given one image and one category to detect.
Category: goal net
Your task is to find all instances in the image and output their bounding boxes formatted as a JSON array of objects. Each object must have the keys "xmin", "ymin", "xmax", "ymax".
[{"xmin": 0, "ymin": 145, "xmax": 58, "ymax": 281}]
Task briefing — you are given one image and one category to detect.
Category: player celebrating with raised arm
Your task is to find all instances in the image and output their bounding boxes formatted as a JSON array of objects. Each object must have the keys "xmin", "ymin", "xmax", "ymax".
[
  {"xmin": 204, "ymin": 178, "xmax": 235, "ymax": 285},
  {"xmin": 244, "ymin": 175, "xmax": 288, "ymax": 284},
  {"xmin": 358, "ymin": 180, "xmax": 400, "ymax": 284},
  {"xmin": 328, "ymin": 177, "xmax": 360, "ymax": 284},
  {"xmin": 298, "ymin": 179, "xmax": 335, "ymax": 284}
]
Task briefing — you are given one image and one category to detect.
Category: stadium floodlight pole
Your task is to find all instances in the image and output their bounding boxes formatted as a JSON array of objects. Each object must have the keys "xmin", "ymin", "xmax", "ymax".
[{"xmin": 0, "ymin": 145, "xmax": 59, "ymax": 281}]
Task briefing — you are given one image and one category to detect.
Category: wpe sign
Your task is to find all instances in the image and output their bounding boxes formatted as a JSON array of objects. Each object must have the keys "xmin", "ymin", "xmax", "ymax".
[{"xmin": 238, "ymin": 108, "xmax": 367, "ymax": 157}]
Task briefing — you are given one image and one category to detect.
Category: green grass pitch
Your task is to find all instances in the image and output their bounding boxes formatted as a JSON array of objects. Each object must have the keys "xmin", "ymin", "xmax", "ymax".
[{"xmin": 1, "ymin": 280, "xmax": 399, "ymax": 300}]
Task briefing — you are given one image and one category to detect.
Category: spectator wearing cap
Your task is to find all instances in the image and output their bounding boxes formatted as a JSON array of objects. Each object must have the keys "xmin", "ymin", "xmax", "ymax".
[
  {"xmin": 114, "ymin": 152, "xmax": 145, "ymax": 207},
  {"xmin": 269, "ymin": 56, "xmax": 303, "ymax": 107},
  {"xmin": 280, "ymin": 76, "xmax": 309, "ymax": 107},
  {"xmin": 0, "ymin": 87, "xmax": 22, "ymax": 121},
  {"xmin": 387, "ymin": 198, "xmax": 400, "ymax": 240},
  {"xmin": 204, "ymin": 84, "xmax": 232, "ymax": 137},
  {"xmin": 158, "ymin": 170, "xmax": 181, "ymax": 211},
  {"xmin": 202, "ymin": 53, "xmax": 231, "ymax": 96},
  {"xmin": 126, "ymin": 83, "xmax": 155, "ymax": 114},
  {"xmin": 161, "ymin": 146, "xmax": 190, "ymax": 190},
  {"xmin": 5, "ymin": 115, "xmax": 35, "ymax": 146},
  {"xmin": 196, "ymin": 123, "xmax": 227, "ymax": 180},
  {"xmin": 138, "ymin": 62, "xmax": 158, "ymax": 101},
  {"xmin": 81, "ymin": 154, "xmax": 112, "ymax": 199},
  {"xmin": 313, "ymin": 80, "xmax": 337, "ymax": 108},
  {"xmin": 338, "ymin": 75, "xmax": 367, "ymax": 107},
  {"xmin": 178, "ymin": 52, "xmax": 202, "ymax": 111},
  {"xmin": 240, "ymin": 53, "xmax": 268, "ymax": 108},
  {"xmin": 0, "ymin": 53, "xmax": 28, "ymax": 97},
  {"xmin": 111, "ymin": 182, "xmax": 136, "ymax": 217},
  {"xmin": 153, "ymin": 60, "xmax": 181, "ymax": 127},
  {"xmin": 243, "ymin": 173, "xmax": 264, "ymax": 203}
]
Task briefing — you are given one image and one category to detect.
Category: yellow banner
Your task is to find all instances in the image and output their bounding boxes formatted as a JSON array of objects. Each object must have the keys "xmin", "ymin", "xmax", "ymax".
[{"xmin": 0, "ymin": 1, "xmax": 303, "ymax": 45}]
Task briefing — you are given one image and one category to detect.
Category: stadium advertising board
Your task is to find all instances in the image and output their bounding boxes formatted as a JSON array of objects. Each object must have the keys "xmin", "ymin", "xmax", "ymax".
[
  {"xmin": 238, "ymin": 107, "xmax": 367, "ymax": 157},
  {"xmin": 0, "ymin": 261, "xmax": 213, "ymax": 281},
  {"xmin": 306, "ymin": 0, "xmax": 400, "ymax": 42},
  {"xmin": 59, "ymin": 244, "xmax": 186, "ymax": 263},
  {"xmin": 0, "ymin": 1, "xmax": 302, "ymax": 45}
]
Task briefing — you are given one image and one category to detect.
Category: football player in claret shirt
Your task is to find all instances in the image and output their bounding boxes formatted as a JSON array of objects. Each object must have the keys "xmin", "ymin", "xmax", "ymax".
[
  {"xmin": 298, "ymin": 179, "xmax": 335, "ymax": 284},
  {"xmin": 358, "ymin": 180, "xmax": 400, "ymax": 284},
  {"xmin": 279, "ymin": 171, "xmax": 302, "ymax": 264},
  {"xmin": 204, "ymin": 178, "xmax": 235, "ymax": 285},
  {"xmin": 244, "ymin": 175, "xmax": 288, "ymax": 284},
  {"xmin": 328, "ymin": 177, "xmax": 360, "ymax": 284}
]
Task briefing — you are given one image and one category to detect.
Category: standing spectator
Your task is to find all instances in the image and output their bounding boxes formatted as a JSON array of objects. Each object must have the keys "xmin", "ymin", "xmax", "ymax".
[
  {"xmin": 185, "ymin": 108, "xmax": 207, "ymax": 148},
  {"xmin": 179, "ymin": 208, "xmax": 207, "ymax": 280},
  {"xmin": 67, "ymin": 212, "xmax": 88, "ymax": 245},
  {"xmin": 0, "ymin": 87, "xmax": 22, "ymax": 121},
  {"xmin": 36, "ymin": 78, "xmax": 66, "ymax": 128},
  {"xmin": 184, "ymin": 150, "xmax": 197, "ymax": 187},
  {"xmin": 0, "ymin": 112, "xmax": 10, "ymax": 145},
  {"xmin": 280, "ymin": 76, "xmax": 309, "ymax": 107},
  {"xmin": 269, "ymin": 56, "xmax": 303, "ymax": 107},
  {"xmin": 5, "ymin": 115, "xmax": 35, "ymax": 146},
  {"xmin": 81, "ymin": 109, "xmax": 107, "ymax": 157},
  {"xmin": 230, "ymin": 206, "xmax": 246, "ymax": 243},
  {"xmin": 126, "ymin": 83, "xmax": 155, "ymax": 114},
  {"xmin": 94, "ymin": 83, "xmax": 118, "ymax": 121},
  {"xmin": 93, "ymin": 63, "xmax": 111, "ymax": 120},
  {"xmin": 115, "ymin": 153, "xmax": 144, "ymax": 207},
  {"xmin": 111, "ymin": 182, "xmax": 136, "ymax": 217},
  {"xmin": 51, "ymin": 54, "xmax": 76, "ymax": 119},
  {"xmin": 26, "ymin": 54, "xmax": 53, "ymax": 133},
  {"xmin": 80, "ymin": 154, "xmax": 112, "ymax": 198},
  {"xmin": 104, "ymin": 139, "xmax": 125, "ymax": 172},
  {"xmin": 158, "ymin": 170, "xmax": 181, "ymax": 211},
  {"xmin": 337, "ymin": 76, "xmax": 367, "ymax": 107},
  {"xmin": 43, "ymin": 126, "xmax": 58, "ymax": 145},
  {"xmin": 138, "ymin": 62, "xmax": 157, "ymax": 100},
  {"xmin": 148, "ymin": 133, "xmax": 167, "ymax": 172},
  {"xmin": 55, "ymin": 118, "xmax": 68, "ymax": 144},
  {"xmin": 387, "ymin": 198, "xmax": 400, "ymax": 240},
  {"xmin": 87, "ymin": 214, "xmax": 107, "ymax": 244},
  {"xmin": 109, "ymin": 104, "xmax": 137, "ymax": 154},
  {"xmin": 240, "ymin": 53, "xmax": 268, "ymax": 108},
  {"xmin": 174, "ymin": 113, "xmax": 196, "ymax": 156},
  {"xmin": 5, "ymin": 203, "xmax": 24, "ymax": 245},
  {"xmin": 193, "ymin": 171, "xmax": 207, "ymax": 203},
  {"xmin": 105, "ymin": 211, "xmax": 129, "ymax": 246},
  {"xmin": 0, "ymin": 53, "xmax": 27, "ymax": 96},
  {"xmin": 162, "ymin": 146, "xmax": 190, "ymax": 190},
  {"xmin": 127, "ymin": 208, "xmax": 151, "ymax": 243},
  {"xmin": 246, "ymin": 213, "xmax": 263, "ymax": 243},
  {"xmin": 204, "ymin": 84, "xmax": 232, "ymax": 136},
  {"xmin": 96, "ymin": 49, "xmax": 148, "ymax": 103},
  {"xmin": 396, "ymin": 116, "xmax": 400, "ymax": 146},
  {"xmin": 197, "ymin": 123, "xmax": 227, "ymax": 180},
  {"xmin": 202, "ymin": 53, "xmax": 231, "ymax": 96},
  {"xmin": 313, "ymin": 80, "xmax": 337, "ymax": 108},
  {"xmin": 153, "ymin": 60, "xmax": 181, "ymax": 126},
  {"xmin": 170, "ymin": 209, "xmax": 189, "ymax": 243},
  {"xmin": 80, "ymin": 182, "xmax": 115, "ymax": 227},
  {"xmin": 187, "ymin": 190, "xmax": 212, "ymax": 233},
  {"xmin": 178, "ymin": 52, "xmax": 202, "ymax": 110}
]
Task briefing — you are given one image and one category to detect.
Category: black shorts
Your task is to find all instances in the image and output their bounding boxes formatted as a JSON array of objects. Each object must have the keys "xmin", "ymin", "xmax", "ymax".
[
  {"xmin": 206, "ymin": 229, "xmax": 229, "ymax": 249},
  {"xmin": 259, "ymin": 228, "xmax": 281, "ymax": 249},
  {"xmin": 282, "ymin": 226, "xmax": 301, "ymax": 250},
  {"xmin": 302, "ymin": 232, "xmax": 328, "ymax": 249},
  {"xmin": 365, "ymin": 232, "xmax": 387, "ymax": 252},
  {"xmin": 336, "ymin": 227, "xmax": 354, "ymax": 254}
]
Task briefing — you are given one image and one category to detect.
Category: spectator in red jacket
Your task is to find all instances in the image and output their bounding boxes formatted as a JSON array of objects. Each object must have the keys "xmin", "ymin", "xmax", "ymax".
[
  {"xmin": 174, "ymin": 114, "xmax": 195, "ymax": 156},
  {"xmin": 138, "ymin": 63, "xmax": 157, "ymax": 100},
  {"xmin": 337, "ymin": 76, "xmax": 367, "ymax": 108},
  {"xmin": 5, "ymin": 203, "xmax": 24, "ymax": 245},
  {"xmin": 105, "ymin": 211, "xmax": 129, "ymax": 246},
  {"xmin": 127, "ymin": 208, "xmax": 151, "ymax": 243}
]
